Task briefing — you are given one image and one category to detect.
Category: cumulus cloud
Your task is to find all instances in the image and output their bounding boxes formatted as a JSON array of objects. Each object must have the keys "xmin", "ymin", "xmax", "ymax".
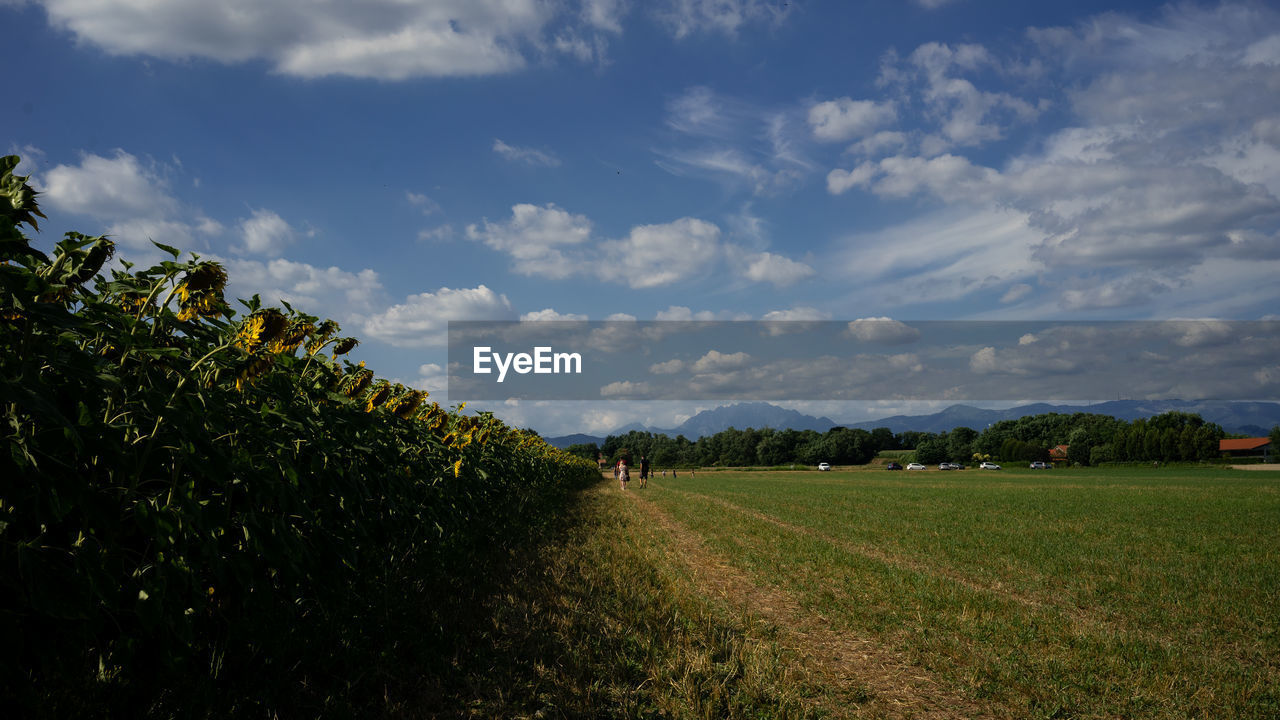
[
  {"xmin": 827, "ymin": 4, "xmax": 1280, "ymax": 312},
  {"xmin": 40, "ymin": 149, "xmax": 176, "ymax": 220},
  {"xmin": 238, "ymin": 208, "xmax": 296, "ymax": 256},
  {"xmin": 31, "ymin": 0, "xmax": 606, "ymax": 79},
  {"xmin": 826, "ymin": 163, "xmax": 877, "ymax": 194},
  {"xmin": 600, "ymin": 380, "xmax": 651, "ymax": 397},
  {"xmin": 655, "ymin": 306, "xmax": 716, "ymax": 321},
  {"xmin": 492, "ymin": 139, "xmax": 561, "ymax": 167},
  {"xmin": 649, "ymin": 359, "xmax": 685, "ymax": 374},
  {"xmin": 361, "ymin": 285, "xmax": 515, "ymax": 347},
  {"xmin": 690, "ymin": 350, "xmax": 752, "ymax": 373},
  {"xmin": 884, "ymin": 41, "xmax": 1044, "ymax": 149},
  {"xmin": 466, "ymin": 203, "xmax": 592, "ymax": 279},
  {"xmin": 808, "ymin": 98, "xmax": 897, "ymax": 142},
  {"xmin": 521, "ymin": 308, "xmax": 589, "ymax": 321},
  {"xmin": 740, "ymin": 251, "xmax": 815, "ymax": 287},
  {"xmin": 223, "ymin": 257, "xmax": 382, "ymax": 310},
  {"xmin": 761, "ymin": 307, "xmax": 830, "ymax": 322},
  {"xmin": 846, "ymin": 318, "xmax": 921, "ymax": 344},
  {"xmin": 37, "ymin": 150, "xmax": 224, "ymax": 251},
  {"xmin": 603, "ymin": 217, "xmax": 722, "ymax": 287}
]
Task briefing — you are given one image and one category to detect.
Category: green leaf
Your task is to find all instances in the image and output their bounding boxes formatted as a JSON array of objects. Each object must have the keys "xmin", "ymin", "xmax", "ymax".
[{"xmin": 151, "ymin": 240, "xmax": 181, "ymax": 258}]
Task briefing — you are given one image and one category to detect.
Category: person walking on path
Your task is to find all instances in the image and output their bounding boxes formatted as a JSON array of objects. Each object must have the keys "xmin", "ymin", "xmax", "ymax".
[
  {"xmin": 639, "ymin": 456, "xmax": 650, "ymax": 489},
  {"xmin": 618, "ymin": 459, "xmax": 630, "ymax": 490}
]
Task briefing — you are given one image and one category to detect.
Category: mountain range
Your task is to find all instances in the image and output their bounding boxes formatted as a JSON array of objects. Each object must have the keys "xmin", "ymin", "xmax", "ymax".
[{"xmin": 542, "ymin": 400, "xmax": 1280, "ymax": 448}]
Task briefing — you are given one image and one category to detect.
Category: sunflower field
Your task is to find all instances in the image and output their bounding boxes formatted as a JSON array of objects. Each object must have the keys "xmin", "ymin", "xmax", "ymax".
[{"xmin": 0, "ymin": 155, "xmax": 598, "ymax": 716}]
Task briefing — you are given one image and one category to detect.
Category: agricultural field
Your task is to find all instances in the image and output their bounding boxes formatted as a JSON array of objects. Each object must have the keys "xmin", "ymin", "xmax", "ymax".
[{"xmin": 495, "ymin": 465, "xmax": 1280, "ymax": 719}]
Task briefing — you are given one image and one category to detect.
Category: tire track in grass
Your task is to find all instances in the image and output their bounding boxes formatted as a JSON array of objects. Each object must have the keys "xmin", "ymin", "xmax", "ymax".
[
  {"xmin": 670, "ymin": 488, "xmax": 1201, "ymax": 665},
  {"xmin": 624, "ymin": 487, "xmax": 998, "ymax": 719}
]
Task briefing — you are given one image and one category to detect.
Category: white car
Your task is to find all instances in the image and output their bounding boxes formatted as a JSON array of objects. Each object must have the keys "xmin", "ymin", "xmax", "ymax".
[
  {"xmin": 979, "ymin": 461, "xmax": 1002, "ymax": 470},
  {"xmin": 906, "ymin": 463, "xmax": 926, "ymax": 470},
  {"xmin": 817, "ymin": 462, "xmax": 831, "ymax": 471}
]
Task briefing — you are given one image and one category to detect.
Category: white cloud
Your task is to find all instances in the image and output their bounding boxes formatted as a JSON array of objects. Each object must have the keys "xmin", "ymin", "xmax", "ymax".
[
  {"xmin": 37, "ymin": 150, "xmax": 221, "ymax": 251},
  {"xmin": 601, "ymin": 380, "xmax": 651, "ymax": 397},
  {"xmin": 846, "ymin": 318, "xmax": 921, "ymax": 344},
  {"xmin": 846, "ymin": 131, "xmax": 909, "ymax": 157},
  {"xmin": 222, "ymin": 257, "xmax": 384, "ymax": 316},
  {"xmin": 660, "ymin": 86, "xmax": 813, "ymax": 196},
  {"xmin": 877, "ymin": 41, "xmax": 1044, "ymax": 150},
  {"xmin": 418, "ymin": 225, "xmax": 454, "ymax": 242},
  {"xmin": 411, "ymin": 363, "xmax": 448, "ymax": 395},
  {"xmin": 238, "ymin": 208, "xmax": 295, "ymax": 256},
  {"xmin": 740, "ymin": 251, "xmax": 814, "ymax": 287},
  {"xmin": 466, "ymin": 203, "xmax": 592, "ymax": 279},
  {"xmin": 761, "ymin": 307, "xmax": 829, "ymax": 322},
  {"xmin": 406, "ymin": 191, "xmax": 440, "ymax": 215},
  {"xmin": 654, "ymin": 306, "xmax": 715, "ymax": 321},
  {"xmin": 40, "ymin": 149, "xmax": 177, "ymax": 221},
  {"xmin": 655, "ymin": 0, "xmax": 785, "ymax": 39},
  {"xmin": 521, "ymin": 308, "xmax": 589, "ymax": 321},
  {"xmin": 691, "ymin": 350, "xmax": 752, "ymax": 373},
  {"xmin": 361, "ymin": 285, "xmax": 515, "ymax": 347},
  {"xmin": 467, "ymin": 199, "xmax": 834, "ymax": 290},
  {"xmin": 826, "ymin": 163, "xmax": 877, "ymax": 195},
  {"xmin": 35, "ymin": 0, "xmax": 591, "ymax": 80},
  {"xmin": 1000, "ymin": 283, "xmax": 1033, "ymax": 304},
  {"xmin": 582, "ymin": 0, "xmax": 627, "ymax": 33},
  {"xmin": 603, "ymin": 217, "xmax": 722, "ymax": 288},
  {"xmin": 808, "ymin": 98, "xmax": 897, "ymax": 142},
  {"xmin": 649, "ymin": 358, "xmax": 685, "ymax": 374},
  {"xmin": 492, "ymin": 138, "xmax": 562, "ymax": 167}
]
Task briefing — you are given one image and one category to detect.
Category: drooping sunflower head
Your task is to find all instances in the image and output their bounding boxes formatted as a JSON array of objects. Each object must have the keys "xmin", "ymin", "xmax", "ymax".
[
  {"xmin": 177, "ymin": 262, "xmax": 227, "ymax": 302},
  {"xmin": 235, "ymin": 308, "xmax": 288, "ymax": 352},
  {"xmin": 340, "ymin": 366, "xmax": 374, "ymax": 397},
  {"xmin": 235, "ymin": 354, "xmax": 275, "ymax": 392},
  {"xmin": 235, "ymin": 314, "xmax": 268, "ymax": 352},
  {"xmin": 268, "ymin": 319, "xmax": 314, "ymax": 355},
  {"xmin": 365, "ymin": 381, "xmax": 392, "ymax": 412},
  {"xmin": 332, "ymin": 337, "xmax": 359, "ymax": 355},
  {"xmin": 70, "ymin": 238, "xmax": 115, "ymax": 287}
]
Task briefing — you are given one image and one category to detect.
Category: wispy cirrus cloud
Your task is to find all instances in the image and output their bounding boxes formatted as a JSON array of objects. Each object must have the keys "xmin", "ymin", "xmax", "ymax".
[{"xmin": 492, "ymin": 138, "xmax": 562, "ymax": 167}]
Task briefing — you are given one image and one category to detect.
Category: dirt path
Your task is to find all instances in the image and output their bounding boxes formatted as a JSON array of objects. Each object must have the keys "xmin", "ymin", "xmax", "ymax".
[{"xmin": 622, "ymin": 486, "xmax": 999, "ymax": 720}]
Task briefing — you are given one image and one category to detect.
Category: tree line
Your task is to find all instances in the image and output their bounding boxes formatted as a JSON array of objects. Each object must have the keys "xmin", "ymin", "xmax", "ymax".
[{"xmin": 565, "ymin": 410, "xmax": 1244, "ymax": 468}]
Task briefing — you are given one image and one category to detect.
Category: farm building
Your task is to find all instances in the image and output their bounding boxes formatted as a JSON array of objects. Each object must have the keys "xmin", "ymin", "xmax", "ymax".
[
  {"xmin": 1049, "ymin": 444, "xmax": 1070, "ymax": 465},
  {"xmin": 1219, "ymin": 437, "xmax": 1272, "ymax": 461}
]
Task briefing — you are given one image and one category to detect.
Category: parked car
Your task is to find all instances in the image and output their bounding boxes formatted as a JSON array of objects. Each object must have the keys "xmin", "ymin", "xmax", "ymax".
[
  {"xmin": 979, "ymin": 461, "xmax": 1002, "ymax": 470},
  {"xmin": 938, "ymin": 463, "xmax": 953, "ymax": 470},
  {"xmin": 950, "ymin": 463, "xmax": 965, "ymax": 470},
  {"xmin": 817, "ymin": 462, "xmax": 831, "ymax": 471},
  {"xmin": 906, "ymin": 463, "xmax": 926, "ymax": 470},
  {"xmin": 885, "ymin": 462, "xmax": 903, "ymax": 470},
  {"xmin": 1030, "ymin": 461, "xmax": 1049, "ymax": 469}
]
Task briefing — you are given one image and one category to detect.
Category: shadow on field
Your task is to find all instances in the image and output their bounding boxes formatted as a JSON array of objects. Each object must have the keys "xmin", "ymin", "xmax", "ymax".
[{"xmin": 414, "ymin": 478, "xmax": 834, "ymax": 719}]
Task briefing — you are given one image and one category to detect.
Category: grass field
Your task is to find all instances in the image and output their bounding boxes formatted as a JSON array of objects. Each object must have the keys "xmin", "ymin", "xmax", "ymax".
[{"xmin": 437, "ymin": 465, "xmax": 1280, "ymax": 718}]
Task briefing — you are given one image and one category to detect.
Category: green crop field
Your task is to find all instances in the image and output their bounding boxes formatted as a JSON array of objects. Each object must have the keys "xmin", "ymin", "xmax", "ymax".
[{"xmin": 572, "ymin": 466, "xmax": 1280, "ymax": 719}]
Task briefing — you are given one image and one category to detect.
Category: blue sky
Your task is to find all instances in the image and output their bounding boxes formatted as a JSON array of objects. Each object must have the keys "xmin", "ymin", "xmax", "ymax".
[{"xmin": 6, "ymin": 0, "xmax": 1280, "ymax": 435}]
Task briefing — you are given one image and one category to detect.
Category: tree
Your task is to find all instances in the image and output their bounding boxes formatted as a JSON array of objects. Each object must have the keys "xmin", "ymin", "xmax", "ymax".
[
  {"xmin": 914, "ymin": 436, "xmax": 948, "ymax": 464},
  {"xmin": 947, "ymin": 427, "xmax": 978, "ymax": 462},
  {"xmin": 564, "ymin": 442, "xmax": 599, "ymax": 464}
]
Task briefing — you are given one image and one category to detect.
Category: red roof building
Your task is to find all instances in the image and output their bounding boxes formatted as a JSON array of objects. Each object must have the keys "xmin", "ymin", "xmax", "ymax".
[{"xmin": 1219, "ymin": 437, "xmax": 1272, "ymax": 460}]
